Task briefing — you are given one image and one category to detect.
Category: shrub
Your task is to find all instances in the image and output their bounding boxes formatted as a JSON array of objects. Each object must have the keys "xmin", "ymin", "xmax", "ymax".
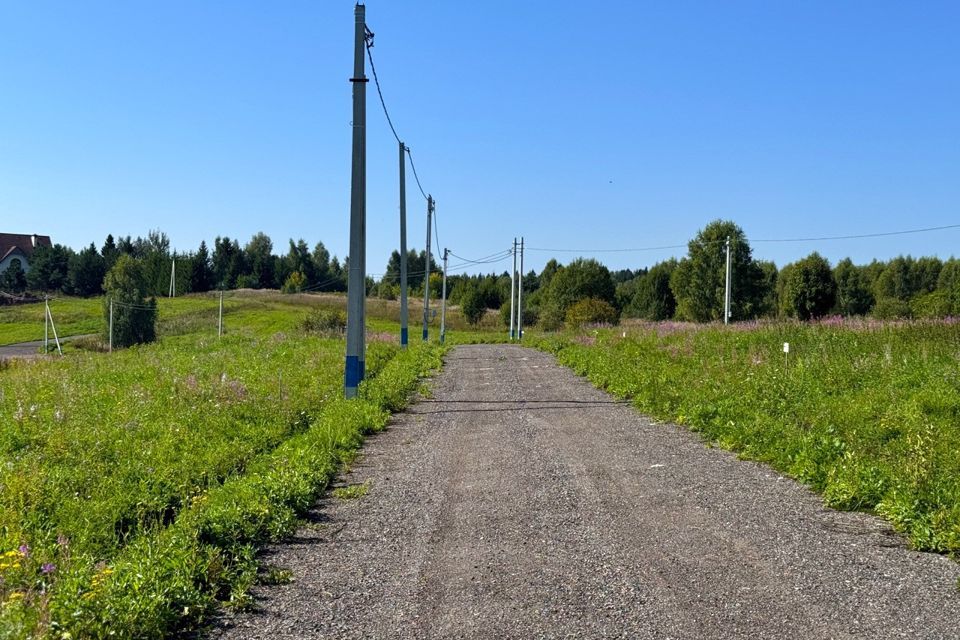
[
  {"xmin": 565, "ymin": 297, "xmax": 619, "ymax": 328},
  {"xmin": 281, "ymin": 271, "xmax": 306, "ymax": 294},
  {"xmin": 299, "ymin": 308, "xmax": 347, "ymax": 335},
  {"xmin": 872, "ymin": 297, "xmax": 911, "ymax": 319},
  {"xmin": 459, "ymin": 284, "xmax": 486, "ymax": 326}
]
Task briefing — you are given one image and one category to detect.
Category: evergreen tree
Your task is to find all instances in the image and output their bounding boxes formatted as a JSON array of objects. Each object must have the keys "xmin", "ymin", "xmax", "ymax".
[
  {"xmin": 190, "ymin": 240, "xmax": 214, "ymax": 292},
  {"xmin": 68, "ymin": 243, "xmax": 107, "ymax": 297},
  {"xmin": 103, "ymin": 255, "xmax": 157, "ymax": 348},
  {"xmin": 1, "ymin": 259, "xmax": 27, "ymax": 293}
]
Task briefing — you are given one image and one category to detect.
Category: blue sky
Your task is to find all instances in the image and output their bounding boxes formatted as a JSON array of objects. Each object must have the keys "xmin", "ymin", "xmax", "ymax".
[{"xmin": 1, "ymin": 1, "xmax": 958, "ymax": 276}]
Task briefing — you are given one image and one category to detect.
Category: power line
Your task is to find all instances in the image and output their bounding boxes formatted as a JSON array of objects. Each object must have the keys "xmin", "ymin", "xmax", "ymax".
[
  {"xmin": 406, "ymin": 148, "xmax": 429, "ymax": 201},
  {"xmin": 364, "ymin": 36, "xmax": 401, "ymax": 145},
  {"xmin": 527, "ymin": 222, "xmax": 960, "ymax": 255},
  {"xmin": 751, "ymin": 223, "xmax": 960, "ymax": 243}
]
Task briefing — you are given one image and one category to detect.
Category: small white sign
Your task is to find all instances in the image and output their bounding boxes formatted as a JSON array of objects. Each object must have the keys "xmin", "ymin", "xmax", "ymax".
[{"xmin": 783, "ymin": 342, "xmax": 790, "ymax": 353}]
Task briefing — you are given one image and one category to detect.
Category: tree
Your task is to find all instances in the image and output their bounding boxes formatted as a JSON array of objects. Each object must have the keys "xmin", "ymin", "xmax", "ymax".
[
  {"xmin": 312, "ymin": 241, "xmax": 331, "ymax": 285},
  {"xmin": 539, "ymin": 259, "xmax": 562, "ymax": 291},
  {"xmin": 541, "ymin": 258, "xmax": 615, "ymax": 318},
  {"xmin": 282, "ymin": 271, "xmax": 306, "ymax": 294},
  {"xmin": 68, "ymin": 243, "xmax": 107, "ymax": 297},
  {"xmin": 833, "ymin": 258, "xmax": 873, "ymax": 316},
  {"xmin": 670, "ymin": 220, "xmax": 765, "ymax": 322},
  {"xmin": 781, "ymin": 252, "xmax": 837, "ymax": 320},
  {"xmin": 26, "ymin": 244, "xmax": 73, "ymax": 293},
  {"xmin": 937, "ymin": 259, "xmax": 960, "ymax": 314},
  {"xmin": 103, "ymin": 255, "xmax": 157, "ymax": 348},
  {"xmin": 628, "ymin": 260, "xmax": 677, "ymax": 320},
  {"xmin": 459, "ymin": 283, "xmax": 486, "ymax": 325},
  {"xmin": 212, "ymin": 236, "xmax": 244, "ymax": 289},
  {"xmin": 190, "ymin": 240, "xmax": 214, "ymax": 293},
  {"xmin": 284, "ymin": 239, "xmax": 317, "ymax": 286},
  {"xmin": 101, "ymin": 234, "xmax": 119, "ymax": 270},
  {"xmin": 1, "ymin": 259, "xmax": 27, "ymax": 293},
  {"xmin": 244, "ymin": 232, "xmax": 275, "ymax": 289}
]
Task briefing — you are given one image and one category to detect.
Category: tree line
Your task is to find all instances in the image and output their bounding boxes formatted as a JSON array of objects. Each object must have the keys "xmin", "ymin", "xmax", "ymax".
[
  {"xmin": 1, "ymin": 230, "xmax": 353, "ymax": 298},
  {"xmin": 371, "ymin": 219, "xmax": 960, "ymax": 327},
  {"xmin": 6, "ymin": 221, "xmax": 958, "ymax": 327}
]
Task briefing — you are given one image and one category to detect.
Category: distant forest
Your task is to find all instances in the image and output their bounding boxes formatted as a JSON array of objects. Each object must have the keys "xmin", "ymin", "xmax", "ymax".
[{"xmin": 4, "ymin": 221, "xmax": 959, "ymax": 326}]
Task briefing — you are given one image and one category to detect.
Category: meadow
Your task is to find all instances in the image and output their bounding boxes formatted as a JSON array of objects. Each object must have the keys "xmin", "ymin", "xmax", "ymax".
[
  {"xmin": 534, "ymin": 318, "xmax": 960, "ymax": 556},
  {"xmin": 0, "ymin": 292, "xmax": 445, "ymax": 638}
]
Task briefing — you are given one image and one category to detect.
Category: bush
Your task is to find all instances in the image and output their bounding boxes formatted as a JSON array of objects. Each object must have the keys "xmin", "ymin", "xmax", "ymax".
[
  {"xmin": 299, "ymin": 308, "xmax": 347, "ymax": 335},
  {"xmin": 103, "ymin": 255, "xmax": 157, "ymax": 348},
  {"xmin": 281, "ymin": 271, "xmax": 306, "ymax": 294},
  {"xmin": 564, "ymin": 297, "xmax": 619, "ymax": 328},
  {"xmin": 872, "ymin": 297, "xmax": 911, "ymax": 319}
]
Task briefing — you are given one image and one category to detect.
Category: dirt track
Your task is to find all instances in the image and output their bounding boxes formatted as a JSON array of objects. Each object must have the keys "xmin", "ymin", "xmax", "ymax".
[{"xmin": 213, "ymin": 343, "xmax": 960, "ymax": 639}]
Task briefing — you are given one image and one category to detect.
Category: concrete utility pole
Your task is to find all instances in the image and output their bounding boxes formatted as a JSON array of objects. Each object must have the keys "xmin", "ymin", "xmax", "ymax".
[
  {"xmin": 345, "ymin": 2, "xmax": 368, "ymax": 399},
  {"xmin": 169, "ymin": 258, "xmax": 176, "ymax": 298},
  {"xmin": 422, "ymin": 195, "xmax": 433, "ymax": 341},
  {"xmin": 218, "ymin": 290, "xmax": 224, "ymax": 338},
  {"xmin": 440, "ymin": 248, "xmax": 448, "ymax": 344},
  {"xmin": 109, "ymin": 297, "xmax": 113, "ymax": 353},
  {"xmin": 509, "ymin": 238, "xmax": 516, "ymax": 340},
  {"xmin": 44, "ymin": 296, "xmax": 49, "ymax": 353},
  {"xmin": 724, "ymin": 236, "xmax": 732, "ymax": 325},
  {"xmin": 399, "ymin": 141, "xmax": 409, "ymax": 348},
  {"xmin": 517, "ymin": 237, "xmax": 525, "ymax": 340}
]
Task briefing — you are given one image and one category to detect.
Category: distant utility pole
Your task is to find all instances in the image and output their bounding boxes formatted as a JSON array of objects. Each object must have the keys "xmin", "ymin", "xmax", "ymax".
[
  {"xmin": 724, "ymin": 236, "xmax": 732, "ymax": 325},
  {"xmin": 44, "ymin": 295, "xmax": 49, "ymax": 353},
  {"xmin": 440, "ymin": 248, "xmax": 448, "ymax": 344},
  {"xmin": 345, "ymin": 2, "xmax": 368, "ymax": 399},
  {"xmin": 516, "ymin": 237, "xmax": 525, "ymax": 340},
  {"xmin": 168, "ymin": 258, "xmax": 176, "ymax": 298},
  {"xmin": 109, "ymin": 297, "xmax": 113, "ymax": 353},
  {"xmin": 399, "ymin": 141, "xmax": 409, "ymax": 348},
  {"xmin": 218, "ymin": 290, "xmax": 224, "ymax": 338},
  {"xmin": 422, "ymin": 195, "xmax": 434, "ymax": 341},
  {"xmin": 509, "ymin": 238, "xmax": 516, "ymax": 340}
]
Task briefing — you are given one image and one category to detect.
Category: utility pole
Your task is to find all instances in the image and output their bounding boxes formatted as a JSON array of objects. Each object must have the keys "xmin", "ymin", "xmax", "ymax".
[
  {"xmin": 724, "ymin": 236, "xmax": 732, "ymax": 325},
  {"xmin": 169, "ymin": 258, "xmax": 176, "ymax": 298},
  {"xmin": 509, "ymin": 238, "xmax": 516, "ymax": 340},
  {"xmin": 440, "ymin": 248, "xmax": 448, "ymax": 344},
  {"xmin": 109, "ymin": 297, "xmax": 113, "ymax": 353},
  {"xmin": 218, "ymin": 290, "xmax": 224, "ymax": 338},
  {"xmin": 345, "ymin": 2, "xmax": 367, "ymax": 399},
  {"xmin": 399, "ymin": 141, "xmax": 409, "ymax": 348},
  {"xmin": 44, "ymin": 296, "xmax": 49, "ymax": 353},
  {"xmin": 422, "ymin": 195, "xmax": 433, "ymax": 341},
  {"xmin": 517, "ymin": 237, "xmax": 525, "ymax": 340}
]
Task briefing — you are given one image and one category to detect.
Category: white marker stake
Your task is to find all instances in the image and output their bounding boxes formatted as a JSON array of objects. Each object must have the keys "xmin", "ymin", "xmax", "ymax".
[{"xmin": 783, "ymin": 342, "xmax": 789, "ymax": 368}]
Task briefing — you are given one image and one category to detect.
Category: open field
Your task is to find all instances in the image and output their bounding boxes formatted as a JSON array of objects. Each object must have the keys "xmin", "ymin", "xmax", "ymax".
[
  {"xmin": 533, "ymin": 318, "xmax": 960, "ymax": 555},
  {"xmin": 0, "ymin": 292, "xmax": 444, "ymax": 638}
]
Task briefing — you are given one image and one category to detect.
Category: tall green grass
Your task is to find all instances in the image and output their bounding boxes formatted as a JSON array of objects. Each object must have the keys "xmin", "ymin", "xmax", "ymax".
[
  {"xmin": 0, "ymin": 298, "xmax": 443, "ymax": 638},
  {"xmin": 535, "ymin": 320, "xmax": 960, "ymax": 555}
]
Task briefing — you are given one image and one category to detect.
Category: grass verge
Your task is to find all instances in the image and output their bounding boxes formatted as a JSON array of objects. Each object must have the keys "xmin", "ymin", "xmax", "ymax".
[{"xmin": 533, "ymin": 320, "xmax": 960, "ymax": 556}]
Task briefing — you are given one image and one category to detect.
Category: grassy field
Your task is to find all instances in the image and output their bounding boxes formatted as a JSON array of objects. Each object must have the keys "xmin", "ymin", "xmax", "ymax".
[
  {"xmin": 0, "ymin": 292, "xmax": 446, "ymax": 638},
  {"xmin": 534, "ymin": 318, "xmax": 960, "ymax": 556}
]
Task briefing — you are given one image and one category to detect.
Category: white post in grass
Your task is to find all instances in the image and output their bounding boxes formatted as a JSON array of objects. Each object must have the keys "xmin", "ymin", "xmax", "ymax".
[
  {"xmin": 109, "ymin": 297, "xmax": 114, "ymax": 353},
  {"xmin": 44, "ymin": 296, "xmax": 49, "ymax": 353},
  {"xmin": 218, "ymin": 290, "xmax": 224, "ymax": 338}
]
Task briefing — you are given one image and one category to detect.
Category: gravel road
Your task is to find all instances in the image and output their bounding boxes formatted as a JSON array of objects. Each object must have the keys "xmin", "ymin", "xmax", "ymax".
[{"xmin": 212, "ymin": 343, "xmax": 960, "ymax": 639}]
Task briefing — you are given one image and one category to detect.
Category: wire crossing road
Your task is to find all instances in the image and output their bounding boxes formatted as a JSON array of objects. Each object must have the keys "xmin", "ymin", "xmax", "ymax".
[{"xmin": 214, "ymin": 344, "xmax": 960, "ymax": 639}]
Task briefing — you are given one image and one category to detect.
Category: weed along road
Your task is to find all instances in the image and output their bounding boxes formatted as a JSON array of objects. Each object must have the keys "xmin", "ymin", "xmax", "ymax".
[{"xmin": 214, "ymin": 344, "xmax": 960, "ymax": 639}]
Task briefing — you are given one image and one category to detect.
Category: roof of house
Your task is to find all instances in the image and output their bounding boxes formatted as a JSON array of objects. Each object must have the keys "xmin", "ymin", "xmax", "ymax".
[{"xmin": 0, "ymin": 234, "xmax": 52, "ymax": 263}]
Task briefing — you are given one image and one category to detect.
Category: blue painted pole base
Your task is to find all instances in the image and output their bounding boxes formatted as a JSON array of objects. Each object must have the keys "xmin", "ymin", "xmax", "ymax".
[
  {"xmin": 400, "ymin": 327, "xmax": 408, "ymax": 347},
  {"xmin": 345, "ymin": 355, "xmax": 360, "ymax": 398},
  {"xmin": 422, "ymin": 328, "xmax": 428, "ymax": 341}
]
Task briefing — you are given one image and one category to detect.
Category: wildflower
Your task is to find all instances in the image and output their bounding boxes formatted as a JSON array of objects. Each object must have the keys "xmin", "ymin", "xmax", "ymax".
[
  {"xmin": 7, "ymin": 592, "xmax": 23, "ymax": 602},
  {"xmin": 18, "ymin": 545, "xmax": 30, "ymax": 558},
  {"xmin": 41, "ymin": 563, "xmax": 56, "ymax": 574},
  {"xmin": 57, "ymin": 534, "xmax": 70, "ymax": 548}
]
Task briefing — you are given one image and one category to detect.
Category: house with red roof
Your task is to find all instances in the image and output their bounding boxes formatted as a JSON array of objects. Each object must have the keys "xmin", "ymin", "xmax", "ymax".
[{"xmin": 0, "ymin": 233, "xmax": 53, "ymax": 275}]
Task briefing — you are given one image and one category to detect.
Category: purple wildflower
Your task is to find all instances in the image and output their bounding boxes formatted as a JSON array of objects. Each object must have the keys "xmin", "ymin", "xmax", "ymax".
[
  {"xmin": 41, "ymin": 563, "xmax": 56, "ymax": 575},
  {"xmin": 18, "ymin": 545, "xmax": 30, "ymax": 558}
]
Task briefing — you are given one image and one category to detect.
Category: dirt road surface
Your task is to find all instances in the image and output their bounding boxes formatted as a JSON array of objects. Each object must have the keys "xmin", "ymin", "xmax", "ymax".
[{"xmin": 213, "ymin": 344, "xmax": 960, "ymax": 639}]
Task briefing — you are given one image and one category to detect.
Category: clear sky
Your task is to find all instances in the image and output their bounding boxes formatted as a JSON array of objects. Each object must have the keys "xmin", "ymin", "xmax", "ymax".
[{"xmin": 1, "ymin": 1, "xmax": 958, "ymax": 276}]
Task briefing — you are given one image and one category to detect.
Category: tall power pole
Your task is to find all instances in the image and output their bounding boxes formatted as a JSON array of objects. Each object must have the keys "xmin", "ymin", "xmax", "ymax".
[
  {"xmin": 509, "ymin": 238, "xmax": 516, "ymax": 340},
  {"xmin": 517, "ymin": 237, "xmax": 525, "ymax": 340},
  {"xmin": 345, "ymin": 3, "xmax": 368, "ymax": 399},
  {"xmin": 724, "ymin": 236, "xmax": 732, "ymax": 325},
  {"xmin": 399, "ymin": 141, "xmax": 409, "ymax": 348},
  {"xmin": 440, "ymin": 248, "xmax": 448, "ymax": 344},
  {"xmin": 422, "ymin": 195, "xmax": 433, "ymax": 341}
]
